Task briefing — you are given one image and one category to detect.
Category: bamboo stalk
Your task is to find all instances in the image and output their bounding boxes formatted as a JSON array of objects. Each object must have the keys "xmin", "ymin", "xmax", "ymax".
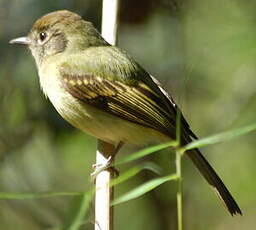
[
  {"xmin": 101, "ymin": 0, "xmax": 119, "ymax": 45},
  {"xmin": 94, "ymin": 1, "xmax": 119, "ymax": 230},
  {"xmin": 95, "ymin": 141, "xmax": 116, "ymax": 230}
]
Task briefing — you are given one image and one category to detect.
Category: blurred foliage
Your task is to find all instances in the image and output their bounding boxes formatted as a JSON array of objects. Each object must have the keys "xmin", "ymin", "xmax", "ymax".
[{"xmin": 0, "ymin": 0, "xmax": 256, "ymax": 229}]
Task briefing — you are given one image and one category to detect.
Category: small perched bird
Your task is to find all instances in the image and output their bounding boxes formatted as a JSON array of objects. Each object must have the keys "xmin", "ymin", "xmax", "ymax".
[{"xmin": 10, "ymin": 10, "xmax": 241, "ymax": 215}]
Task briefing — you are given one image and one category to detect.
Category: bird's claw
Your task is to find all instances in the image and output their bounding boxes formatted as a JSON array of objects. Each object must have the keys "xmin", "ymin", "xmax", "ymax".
[
  {"xmin": 92, "ymin": 156, "xmax": 112, "ymax": 170},
  {"xmin": 91, "ymin": 156, "xmax": 119, "ymax": 180}
]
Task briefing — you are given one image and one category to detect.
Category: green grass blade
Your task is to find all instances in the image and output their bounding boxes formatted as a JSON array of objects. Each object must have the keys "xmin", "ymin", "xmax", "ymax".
[
  {"xmin": 176, "ymin": 108, "xmax": 181, "ymax": 146},
  {"xmin": 0, "ymin": 191, "xmax": 84, "ymax": 200},
  {"xmin": 183, "ymin": 122, "xmax": 256, "ymax": 151},
  {"xmin": 110, "ymin": 162, "xmax": 162, "ymax": 187},
  {"xmin": 111, "ymin": 174, "xmax": 178, "ymax": 206},
  {"xmin": 68, "ymin": 162, "xmax": 162, "ymax": 230},
  {"xmin": 115, "ymin": 141, "xmax": 177, "ymax": 166},
  {"xmin": 0, "ymin": 190, "xmax": 95, "ymax": 230},
  {"xmin": 67, "ymin": 189, "xmax": 95, "ymax": 230}
]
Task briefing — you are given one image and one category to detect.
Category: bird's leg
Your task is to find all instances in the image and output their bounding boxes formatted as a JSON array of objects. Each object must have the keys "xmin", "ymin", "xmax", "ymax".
[{"xmin": 91, "ymin": 141, "xmax": 124, "ymax": 178}]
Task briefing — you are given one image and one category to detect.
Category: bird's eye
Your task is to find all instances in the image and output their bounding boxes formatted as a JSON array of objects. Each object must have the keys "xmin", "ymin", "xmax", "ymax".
[{"xmin": 39, "ymin": 32, "xmax": 47, "ymax": 43}]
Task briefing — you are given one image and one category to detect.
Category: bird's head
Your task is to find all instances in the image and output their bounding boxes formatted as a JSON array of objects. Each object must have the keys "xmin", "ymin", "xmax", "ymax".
[{"xmin": 10, "ymin": 10, "xmax": 107, "ymax": 66}]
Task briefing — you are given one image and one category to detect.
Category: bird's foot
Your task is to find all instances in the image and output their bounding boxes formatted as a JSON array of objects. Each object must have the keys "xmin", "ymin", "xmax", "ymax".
[
  {"xmin": 90, "ymin": 141, "xmax": 124, "ymax": 181},
  {"xmin": 91, "ymin": 156, "xmax": 112, "ymax": 175},
  {"xmin": 91, "ymin": 156, "xmax": 119, "ymax": 180}
]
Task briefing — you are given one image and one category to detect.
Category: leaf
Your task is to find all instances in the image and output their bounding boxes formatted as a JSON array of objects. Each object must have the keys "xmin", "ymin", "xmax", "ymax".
[
  {"xmin": 67, "ymin": 189, "xmax": 95, "ymax": 230},
  {"xmin": 176, "ymin": 109, "xmax": 182, "ymax": 145},
  {"xmin": 115, "ymin": 141, "xmax": 177, "ymax": 166},
  {"xmin": 0, "ymin": 190, "xmax": 95, "ymax": 230},
  {"xmin": 183, "ymin": 122, "xmax": 256, "ymax": 151},
  {"xmin": 110, "ymin": 162, "xmax": 162, "ymax": 187},
  {"xmin": 111, "ymin": 174, "xmax": 178, "ymax": 206},
  {"xmin": 0, "ymin": 191, "xmax": 84, "ymax": 200},
  {"xmin": 67, "ymin": 162, "xmax": 162, "ymax": 230}
]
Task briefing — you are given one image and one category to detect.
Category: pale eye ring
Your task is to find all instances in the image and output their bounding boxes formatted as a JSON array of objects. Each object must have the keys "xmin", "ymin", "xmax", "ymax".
[{"xmin": 39, "ymin": 32, "xmax": 47, "ymax": 43}]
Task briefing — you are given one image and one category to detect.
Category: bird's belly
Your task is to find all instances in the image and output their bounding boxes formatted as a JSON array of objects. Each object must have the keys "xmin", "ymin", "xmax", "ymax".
[{"xmin": 46, "ymin": 86, "xmax": 170, "ymax": 146}]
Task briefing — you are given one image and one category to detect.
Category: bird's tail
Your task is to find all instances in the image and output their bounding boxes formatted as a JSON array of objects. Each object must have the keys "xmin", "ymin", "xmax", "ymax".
[{"xmin": 187, "ymin": 148, "xmax": 242, "ymax": 215}]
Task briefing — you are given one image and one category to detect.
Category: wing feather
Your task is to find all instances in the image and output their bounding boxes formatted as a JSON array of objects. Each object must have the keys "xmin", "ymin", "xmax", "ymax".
[{"xmin": 61, "ymin": 70, "xmax": 176, "ymax": 137}]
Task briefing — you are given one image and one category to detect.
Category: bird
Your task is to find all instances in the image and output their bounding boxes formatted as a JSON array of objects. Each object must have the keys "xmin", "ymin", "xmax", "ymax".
[{"xmin": 10, "ymin": 10, "xmax": 241, "ymax": 215}]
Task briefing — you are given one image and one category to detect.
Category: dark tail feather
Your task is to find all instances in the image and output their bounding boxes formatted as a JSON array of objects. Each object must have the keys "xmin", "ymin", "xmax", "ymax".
[{"xmin": 187, "ymin": 148, "xmax": 242, "ymax": 216}]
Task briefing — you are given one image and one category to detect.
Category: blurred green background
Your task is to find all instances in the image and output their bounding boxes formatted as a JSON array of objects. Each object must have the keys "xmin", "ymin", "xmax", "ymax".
[{"xmin": 1, "ymin": 0, "xmax": 256, "ymax": 229}]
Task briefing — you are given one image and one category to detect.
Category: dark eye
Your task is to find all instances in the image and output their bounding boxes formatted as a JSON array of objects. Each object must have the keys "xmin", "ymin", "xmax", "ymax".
[{"xmin": 39, "ymin": 32, "xmax": 47, "ymax": 42}]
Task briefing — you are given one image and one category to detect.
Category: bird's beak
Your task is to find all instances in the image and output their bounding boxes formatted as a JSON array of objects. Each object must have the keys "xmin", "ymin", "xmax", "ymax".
[{"xmin": 9, "ymin": 36, "xmax": 31, "ymax": 45}]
